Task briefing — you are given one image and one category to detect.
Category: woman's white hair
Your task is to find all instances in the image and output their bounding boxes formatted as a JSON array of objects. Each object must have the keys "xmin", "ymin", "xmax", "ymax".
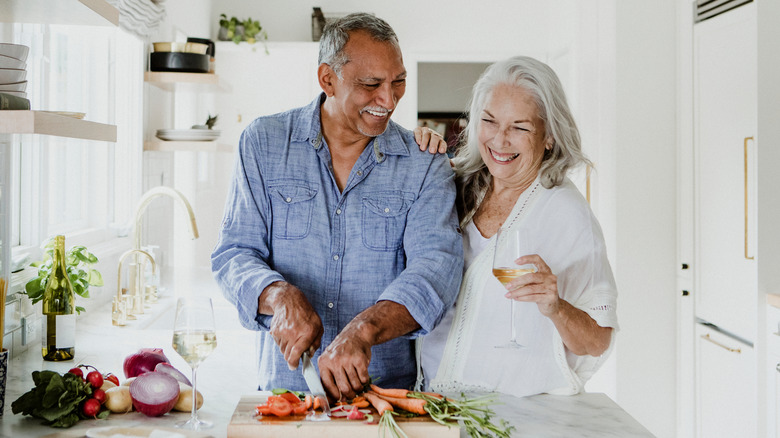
[{"xmin": 452, "ymin": 55, "xmax": 590, "ymax": 227}]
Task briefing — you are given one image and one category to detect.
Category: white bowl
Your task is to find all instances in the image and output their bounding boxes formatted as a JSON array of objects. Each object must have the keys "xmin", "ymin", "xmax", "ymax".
[
  {"xmin": 0, "ymin": 90, "xmax": 27, "ymax": 98},
  {"xmin": 0, "ymin": 43, "xmax": 29, "ymax": 62},
  {"xmin": 0, "ymin": 68, "xmax": 27, "ymax": 84},
  {"xmin": 0, "ymin": 54, "xmax": 25, "ymax": 69},
  {"xmin": 0, "ymin": 81, "xmax": 26, "ymax": 92}
]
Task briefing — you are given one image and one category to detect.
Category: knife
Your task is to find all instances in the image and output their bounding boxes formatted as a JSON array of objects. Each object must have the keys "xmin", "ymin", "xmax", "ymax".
[{"xmin": 301, "ymin": 352, "xmax": 331, "ymax": 418}]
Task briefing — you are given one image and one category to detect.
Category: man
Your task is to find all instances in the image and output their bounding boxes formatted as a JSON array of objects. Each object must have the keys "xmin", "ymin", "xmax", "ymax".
[{"xmin": 211, "ymin": 13, "xmax": 463, "ymax": 400}]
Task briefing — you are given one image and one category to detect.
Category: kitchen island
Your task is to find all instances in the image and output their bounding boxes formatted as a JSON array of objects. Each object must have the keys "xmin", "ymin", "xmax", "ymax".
[{"xmin": 0, "ymin": 270, "xmax": 653, "ymax": 437}]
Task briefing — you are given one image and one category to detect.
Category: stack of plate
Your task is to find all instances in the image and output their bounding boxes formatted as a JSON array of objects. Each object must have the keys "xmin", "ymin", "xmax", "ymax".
[
  {"xmin": 155, "ymin": 129, "xmax": 221, "ymax": 142},
  {"xmin": 0, "ymin": 43, "xmax": 29, "ymax": 99}
]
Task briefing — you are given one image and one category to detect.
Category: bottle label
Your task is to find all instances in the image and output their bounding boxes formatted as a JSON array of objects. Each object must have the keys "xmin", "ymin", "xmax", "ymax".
[
  {"xmin": 42, "ymin": 314, "xmax": 76, "ymax": 348},
  {"xmin": 55, "ymin": 314, "xmax": 76, "ymax": 348}
]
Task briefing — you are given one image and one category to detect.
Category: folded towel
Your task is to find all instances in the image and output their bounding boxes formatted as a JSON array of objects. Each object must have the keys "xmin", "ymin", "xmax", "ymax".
[{"xmin": 106, "ymin": 0, "xmax": 166, "ymax": 38}]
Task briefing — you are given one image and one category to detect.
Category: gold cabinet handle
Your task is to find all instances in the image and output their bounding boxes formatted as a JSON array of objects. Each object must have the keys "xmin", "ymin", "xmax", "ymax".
[
  {"xmin": 744, "ymin": 136, "xmax": 754, "ymax": 260},
  {"xmin": 701, "ymin": 333, "xmax": 741, "ymax": 353}
]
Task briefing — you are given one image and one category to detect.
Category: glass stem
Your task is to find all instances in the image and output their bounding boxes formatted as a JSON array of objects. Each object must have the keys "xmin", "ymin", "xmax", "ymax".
[
  {"xmin": 510, "ymin": 301, "xmax": 517, "ymax": 343},
  {"xmin": 191, "ymin": 366, "xmax": 198, "ymax": 422}
]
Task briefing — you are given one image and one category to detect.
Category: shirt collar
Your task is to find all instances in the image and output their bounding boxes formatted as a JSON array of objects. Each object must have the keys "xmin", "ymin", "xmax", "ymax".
[{"xmin": 295, "ymin": 93, "xmax": 410, "ymax": 160}]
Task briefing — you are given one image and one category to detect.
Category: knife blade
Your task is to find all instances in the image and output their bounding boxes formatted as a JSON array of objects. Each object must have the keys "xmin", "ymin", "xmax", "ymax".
[{"xmin": 301, "ymin": 352, "xmax": 331, "ymax": 418}]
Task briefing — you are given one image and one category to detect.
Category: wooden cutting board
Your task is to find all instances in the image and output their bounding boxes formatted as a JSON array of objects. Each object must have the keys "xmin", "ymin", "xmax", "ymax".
[{"xmin": 227, "ymin": 393, "xmax": 460, "ymax": 438}]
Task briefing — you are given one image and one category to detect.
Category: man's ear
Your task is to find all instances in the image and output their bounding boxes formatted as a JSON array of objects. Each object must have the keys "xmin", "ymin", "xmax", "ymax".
[{"xmin": 318, "ymin": 63, "xmax": 337, "ymax": 97}]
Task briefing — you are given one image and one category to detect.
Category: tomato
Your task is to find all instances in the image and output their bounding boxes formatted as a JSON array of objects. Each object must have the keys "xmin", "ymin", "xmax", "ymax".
[
  {"xmin": 256, "ymin": 404, "xmax": 272, "ymax": 416},
  {"xmin": 86, "ymin": 371, "xmax": 104, "ymax": 389},
  {"xmin": 104, "ymin": 373, "xmax": 120, "ymax": 386},
  {"xmin": 276, "ymin": 391, "xmax": 307, "ymax": 414},
  {"xmin": 265, "ymin": 396, "xmax": 293, "ymax": 417}
]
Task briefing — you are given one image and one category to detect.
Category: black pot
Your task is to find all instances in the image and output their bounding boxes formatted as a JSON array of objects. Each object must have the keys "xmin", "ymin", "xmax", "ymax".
[{"xmin": 150, "ymin": 52, "xmax": 209, "ymax": 73}]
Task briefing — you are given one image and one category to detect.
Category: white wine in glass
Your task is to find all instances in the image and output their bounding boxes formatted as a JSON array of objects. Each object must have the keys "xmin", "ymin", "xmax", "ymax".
[
  {"xmin": 492, "ymin": 227, "xmax": 536, "ymax": 349},
  {"xmin": 172, "ymin": 297, "xmax": 217, "ymax": 430}
]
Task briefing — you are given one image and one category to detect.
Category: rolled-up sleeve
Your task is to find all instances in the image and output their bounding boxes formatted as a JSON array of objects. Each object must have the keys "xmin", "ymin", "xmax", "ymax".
[
  {"xmin": 377, "ymin": 153, "xmax": 463, "ymax": 336},
  {"xmin": 211, "ymin": 126, "xmax": 285, "ymax": 331}
]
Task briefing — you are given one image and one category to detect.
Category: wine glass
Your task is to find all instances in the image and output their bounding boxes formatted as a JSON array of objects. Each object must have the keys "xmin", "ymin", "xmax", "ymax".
[
  {"xmin": 492, "ymin": 227, "xmax": 536, "ymax": 349},
  {"xmin": 172, "ymin": 297, "xmax": 217, "ymax": 430}
]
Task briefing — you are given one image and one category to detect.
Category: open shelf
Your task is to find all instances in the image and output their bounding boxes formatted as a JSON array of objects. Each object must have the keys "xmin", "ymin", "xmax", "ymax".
[
  {"xmin": 144, "ymin": 72, "xmax": 227, "ymax": 92},
  {"xmin": 0, "ymin": 111, "xmax": 116, "ymax": 142},
  {"xmin": 0, "ymin": 0, "xmax": 119, "ymax": 26},
  {"xmin": 144, "ymin": 140, "xmax": 233, "ymax": 153}
]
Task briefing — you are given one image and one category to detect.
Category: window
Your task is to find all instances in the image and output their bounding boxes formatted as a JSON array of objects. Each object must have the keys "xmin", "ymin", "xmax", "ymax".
[{"xmin": 8, "ymin": 23, "xmax": 143, "ymax": 255}]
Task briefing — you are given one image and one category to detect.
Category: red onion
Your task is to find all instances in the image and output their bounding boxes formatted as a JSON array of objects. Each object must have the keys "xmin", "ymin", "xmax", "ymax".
[
  {"xmin": 129, "ymin": 371, "xmax": 180, "ymax": 417},
  {"xmin": 154, "ymin": 362, "xmax": 192, "ymax": 386},
  {"xmin": 123, "ymin": 348, "xmax": 169, "ymax": 378}
]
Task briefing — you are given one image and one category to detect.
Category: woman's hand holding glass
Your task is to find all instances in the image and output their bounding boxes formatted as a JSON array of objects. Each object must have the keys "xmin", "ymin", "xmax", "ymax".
[{"xmin": 502, "ymin": 254, "xmax": 561, "ymax": 318}]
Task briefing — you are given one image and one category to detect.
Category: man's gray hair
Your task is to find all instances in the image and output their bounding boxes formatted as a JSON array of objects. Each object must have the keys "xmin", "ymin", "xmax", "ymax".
[
  {"xmin": 453, "ymin": 56, "xmax": 591, "ymax": 228},
  {"xmin": 318, "ymin": 13, "xmax": 399, "ymax": 77}
]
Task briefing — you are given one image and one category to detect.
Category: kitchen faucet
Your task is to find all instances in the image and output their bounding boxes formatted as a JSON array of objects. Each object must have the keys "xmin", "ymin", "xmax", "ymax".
[
  {"xmin": 131, "ymin": 186, "xmax": 199, "ymax": 251},
  {"xmin": 113, "ymin": 249, "xmax": 155, "ymax": 326},
  {"xmin": 125, "ymin": 187, "xmax": 199, "ymax": 317}
]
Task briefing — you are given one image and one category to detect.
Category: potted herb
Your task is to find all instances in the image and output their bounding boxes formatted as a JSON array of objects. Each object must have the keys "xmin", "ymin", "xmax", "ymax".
[
  {"xmin": 218, "ymin": 14, "xmax": 242, "ymax": 42},
  {"xmin": 217, "ymin": 14, "xmax": 268, "ymax": 48},
  {"xmin": 242, "ymin": 18, "xmax": 267, "ymax": 44},
  {"xmin": 24, "ymin": 237, "xmax": 104, "ymax": 314}
]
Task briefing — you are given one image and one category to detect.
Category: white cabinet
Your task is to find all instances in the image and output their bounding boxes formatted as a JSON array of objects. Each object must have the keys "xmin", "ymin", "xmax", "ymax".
[
  {"xmin": 695, "ymin": 323, "xmax": 757, "ymax": 438},
  {"xmin": 693, "ymin": 2, "xmax": 757, "ymax": 342}
]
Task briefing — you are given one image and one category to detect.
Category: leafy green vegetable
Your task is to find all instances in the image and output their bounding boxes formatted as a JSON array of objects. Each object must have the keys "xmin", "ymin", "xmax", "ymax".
[
  {"xmin": 12, "ymin": 370, "xmax": 109, "ymax": 428},
  {"xmin": 24, "ymin": 238, "xmax": 104, "ymax": 314},
  {"xmin": 409, "ymin": 392, "xmax": 514, "ymax": 438}
]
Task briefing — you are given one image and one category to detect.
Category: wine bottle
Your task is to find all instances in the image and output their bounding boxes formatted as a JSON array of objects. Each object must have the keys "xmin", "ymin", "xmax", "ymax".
[{"xmin": 41, "ymin": 235, "xmax": 76, "ymax": 361}]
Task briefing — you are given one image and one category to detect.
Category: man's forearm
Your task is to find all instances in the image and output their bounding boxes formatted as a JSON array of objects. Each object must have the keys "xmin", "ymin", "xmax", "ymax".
[{"xmin": 343, "ymin": 300, "xmax": 420, "ymax": 347}]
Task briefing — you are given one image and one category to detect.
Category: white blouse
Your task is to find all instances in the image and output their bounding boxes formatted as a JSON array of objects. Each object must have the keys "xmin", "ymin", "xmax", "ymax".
[{"xmin": 420, "ymin": 177, "xmax": 618, "ymax": 397}]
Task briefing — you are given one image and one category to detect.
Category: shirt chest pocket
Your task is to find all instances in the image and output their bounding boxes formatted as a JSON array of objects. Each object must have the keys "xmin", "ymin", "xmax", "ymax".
[
  {"xmin": 362, "ymin": 192, "xmax": 414, "ymax": 251},
  {"xmin": 268, "ymin": 182, "xmax": 317, "ymax": 240}
]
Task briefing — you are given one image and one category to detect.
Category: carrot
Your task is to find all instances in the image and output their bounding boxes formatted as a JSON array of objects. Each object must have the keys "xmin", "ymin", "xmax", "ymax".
[
  {"xmin": 304, "ymin": 394, "xmax": 322, "ymax": 411},
  {"xmin": 369, "ymin": 384, "xmax": 409, "ymax": 399},
  {"xmin": 364, "ymin": 391, "xmax": 394, "ymax": 416},
  {"xmin": 371, "ymin": 391, "xmax": 427, "ymax": 415},
  {"xmin": 419, "ymin": 391, "xmax": 445, "ymax": 400},
  {"xmin": 351, "ymin": 399, "xmax": 370, "ymax": 408}
]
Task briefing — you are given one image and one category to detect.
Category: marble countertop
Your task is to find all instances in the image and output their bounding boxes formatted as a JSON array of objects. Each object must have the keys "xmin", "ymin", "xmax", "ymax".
[{"xmin": 0, "ymin": 269, "xmax": 653, "ymax": 437}]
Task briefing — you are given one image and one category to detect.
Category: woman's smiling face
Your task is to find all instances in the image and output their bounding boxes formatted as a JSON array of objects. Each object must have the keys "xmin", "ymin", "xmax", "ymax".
[{"xmin": 478, "ymin": 83, "xmax": 550, "ymax": 188}]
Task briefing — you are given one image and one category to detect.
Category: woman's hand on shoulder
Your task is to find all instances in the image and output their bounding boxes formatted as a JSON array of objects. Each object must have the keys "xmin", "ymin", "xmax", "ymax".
[
  {"xmin": 413, "ymin": 126, "xmax": 448, "ymax": 154},
  {"xmin": 504, "ymin": 255, "xmax": 560, "ymax": 317}
]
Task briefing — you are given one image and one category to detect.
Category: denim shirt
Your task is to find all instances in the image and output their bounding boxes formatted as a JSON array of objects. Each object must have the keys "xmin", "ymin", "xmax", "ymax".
[{"xmin": 211, "ymin": 94, "xmax": 463, "ymax": 391}]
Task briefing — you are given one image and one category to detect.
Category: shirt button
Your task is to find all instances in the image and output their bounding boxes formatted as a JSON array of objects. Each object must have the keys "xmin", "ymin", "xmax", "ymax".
[
  {"xmin": 357, "ymin": 170, "xmax": 363, "ymax": 176},
  {"xmin": 336, "ymin": 209, "xmax": 342, "ymax": 215},
  {"xmin": 328, "ymin": 302, "xmax": 334, "ymax": 309},
  {"xmin": 285, "ymin": 197, "xmax": 292, "ymax": 203},
  {"xmin": 333, "ymin": 255, "xmax": 339, "ymax": 261},
  {"xmin": 384, "ymin": 207, "xmax": 390, "ymax": 213}
]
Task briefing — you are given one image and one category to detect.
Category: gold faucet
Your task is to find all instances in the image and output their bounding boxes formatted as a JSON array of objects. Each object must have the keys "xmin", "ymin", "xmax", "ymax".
[
  {"xmin": 127, "ymin": 186, "xmax": 199, "ymax": 316},
  {"xmin": 114, "ymin": 249, "xmax": 155, "ymax": 326},
  {"xmin": 131, "ymin": 186, "xmax": 199, "ymax": 251}
]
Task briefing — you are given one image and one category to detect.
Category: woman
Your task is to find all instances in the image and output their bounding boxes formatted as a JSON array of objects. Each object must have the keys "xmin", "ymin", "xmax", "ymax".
[{"xmin": 419, "ymin": 56, "xmax": 618, "ymax": 397}]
